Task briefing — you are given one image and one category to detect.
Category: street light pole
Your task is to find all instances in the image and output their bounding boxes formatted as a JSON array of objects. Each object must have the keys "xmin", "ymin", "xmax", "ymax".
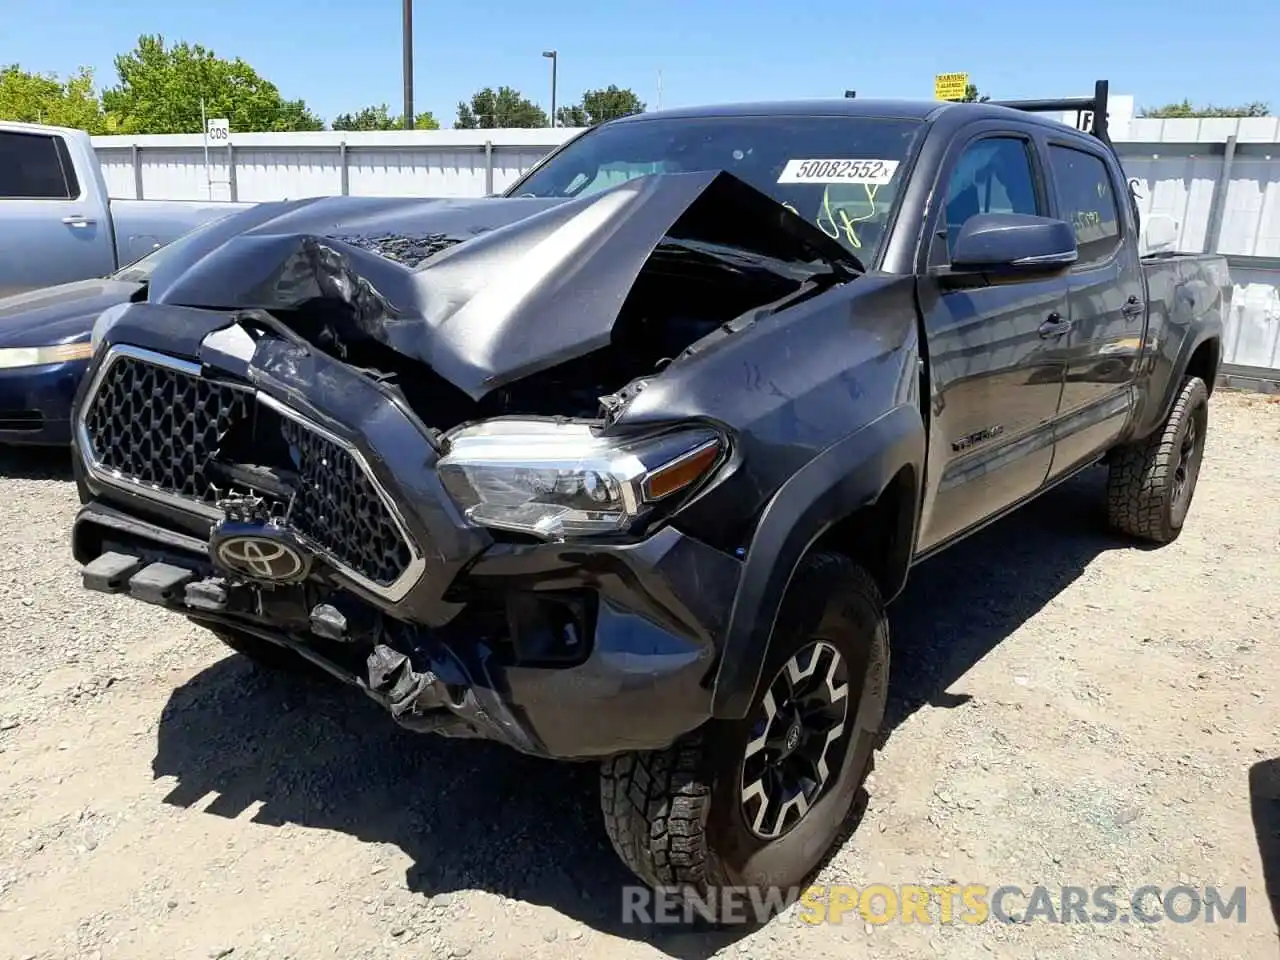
[
  {"xmin": 542, "ymin": 50, "xmax": 557, "ymax": 127},
  {"xmin": 402, "ymin": 0, "xmax": 414, "ymax": 130}
]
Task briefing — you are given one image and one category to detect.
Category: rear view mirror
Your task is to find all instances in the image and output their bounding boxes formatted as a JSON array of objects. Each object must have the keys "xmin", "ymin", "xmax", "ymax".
[{"xmin": 946, "ymin": 212, "xmax": 1078, "ymax": 278}]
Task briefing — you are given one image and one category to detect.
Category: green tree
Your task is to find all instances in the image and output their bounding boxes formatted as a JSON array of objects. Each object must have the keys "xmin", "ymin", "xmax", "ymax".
[
  {"xmin": 332, "ymin": 103, "xmax": 439, "ymax": 130},
  {"xmin": 555, "ymin": 104, "xmax": 588, "ymax": 127},
  {"xmin": 0, "ymin": 64, "xmax": 110, "ymax": 133},
  {"xmin": 455, "ymin": 86, "xmax": 547, "ymax": 128},
  {"xmin": 1139, "ymin": 99, "xmax": 1269, "ymax": 118},
  {"xmin": 580, "ymin": 85, "xmax": 645, "ymax": 124},
  {"xmin": 554, "ymin": 86, "xmax": 645, "ymax": 127},
  {"xmin": 101, "ymin": 34, "xmax": 324, "ymax": 134},
  {"xmin": 960, "ymin": 83, "xmax": 990, "ymax": 103}
]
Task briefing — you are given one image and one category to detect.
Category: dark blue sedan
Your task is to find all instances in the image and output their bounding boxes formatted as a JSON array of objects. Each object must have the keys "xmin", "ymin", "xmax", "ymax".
[
  {"xmin": 0, "ymin": 214, "xmax": 233, "ymax": 446},
  {"xmin": 0, "ymin": 278, "xmax": 143, "ymax": 445}
]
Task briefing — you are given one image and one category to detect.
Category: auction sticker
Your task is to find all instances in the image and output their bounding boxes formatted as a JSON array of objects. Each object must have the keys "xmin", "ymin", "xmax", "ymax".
[{"xmin": 777, "ymin": 159, "xmax": 900, "ymax": 185}]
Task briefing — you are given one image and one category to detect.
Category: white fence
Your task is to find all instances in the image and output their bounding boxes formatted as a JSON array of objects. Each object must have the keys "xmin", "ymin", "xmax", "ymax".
[
  {"xmin": 1117, "ymin": 118, "xmax": 1280, "ymax": 377},
  {"xmin": 91, "ymin": 128, "xmax": 578, "ymax": 202},
  {"xmin": 92, "ymin": 119, "xmax": 1280, "ymax": 381}
]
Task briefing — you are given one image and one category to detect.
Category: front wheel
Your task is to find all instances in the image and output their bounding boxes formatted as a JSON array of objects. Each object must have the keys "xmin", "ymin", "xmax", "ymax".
[
  {"xmin": 1106, "ymin": 375, "xmax": 1209, "ymax": 544},
  {"xmin": 599, "ymin": 553, "xmax": 889, "ymax": 907}
]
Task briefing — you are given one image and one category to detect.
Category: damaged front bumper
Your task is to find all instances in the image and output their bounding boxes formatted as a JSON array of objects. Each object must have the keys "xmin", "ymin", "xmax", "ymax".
[{"xmin": 70, "ymin": 315, "xmax": 744, "ymax": 760}]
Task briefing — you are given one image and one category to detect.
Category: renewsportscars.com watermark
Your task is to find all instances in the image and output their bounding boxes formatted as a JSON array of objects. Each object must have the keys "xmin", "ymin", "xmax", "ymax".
[{"xmin": 622, "ymin": 883, "xmax": 1250, "ymax": 926}]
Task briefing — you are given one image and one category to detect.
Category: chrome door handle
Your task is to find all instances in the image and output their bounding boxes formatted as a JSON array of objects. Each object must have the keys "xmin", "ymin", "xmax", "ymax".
[{"xmin": 61, "ymin": 215, "xmax": 96, "ymax": 227}]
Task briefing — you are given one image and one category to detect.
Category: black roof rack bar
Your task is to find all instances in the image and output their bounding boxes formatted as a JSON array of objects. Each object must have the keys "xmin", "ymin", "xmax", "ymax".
[{"xmin": 991, "ymin": 80, "xmax": 1111, "ymax": 146}]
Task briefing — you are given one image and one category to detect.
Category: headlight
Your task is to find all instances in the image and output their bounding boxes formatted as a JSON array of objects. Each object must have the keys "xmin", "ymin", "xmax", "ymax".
[
  {"xmin": 89, "ymin": 303, "xmax": 132, "ymax": 356},
  {"xmin": 437, "ymin": 420, "xmax": 725, "ymax": 540},
  {"xmin": 0, "ymin": 343, "xmax": 94, "ymax": 369}
]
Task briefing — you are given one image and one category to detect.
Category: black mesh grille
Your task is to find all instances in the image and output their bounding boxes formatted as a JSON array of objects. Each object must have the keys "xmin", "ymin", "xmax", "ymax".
[
  {"xmin": 280, "ymin": 417, "xmax": 414, "ymax": 587},
  {"xmin": 83, "ymin": 355, "xmax": 250, "ymax": 504},
  {"xmin": 83, "ymin": 353, "xmax": 415, "ymax": 589}
]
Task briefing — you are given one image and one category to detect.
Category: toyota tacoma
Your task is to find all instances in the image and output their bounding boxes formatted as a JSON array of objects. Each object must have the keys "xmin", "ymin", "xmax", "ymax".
[{"xmin": 70, "ymin": 82, "xmax": 1229, "ymax": 901}]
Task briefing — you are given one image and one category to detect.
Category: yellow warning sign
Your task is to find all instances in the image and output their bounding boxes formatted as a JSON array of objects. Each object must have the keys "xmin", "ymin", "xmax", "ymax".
[{"xmin": 934, "ymin": 72, "xmax": 969, "ymax": 101}]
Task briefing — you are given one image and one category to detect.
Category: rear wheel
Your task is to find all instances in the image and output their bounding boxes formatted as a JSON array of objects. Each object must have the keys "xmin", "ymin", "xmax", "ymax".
[
  {"xmin": 1106, "ymin": 375, "xmax": 1209, "ymax": 543},
  {"xmin": 599, "ymin": 553, "xmax": 889, "ymax": 910}
]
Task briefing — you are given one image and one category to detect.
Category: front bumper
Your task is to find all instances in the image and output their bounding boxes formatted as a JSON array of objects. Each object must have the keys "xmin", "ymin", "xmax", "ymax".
[
  {"xmin": 70, "ymin": 318, "xmax": 744, "ymax": 759},
  {"xmin": 71, "ymin": 500, "xmax": 739, "ymax": 759},
  {"xmin": 0, "ymin": 359, "xmax": 87, "ymax": 445}
]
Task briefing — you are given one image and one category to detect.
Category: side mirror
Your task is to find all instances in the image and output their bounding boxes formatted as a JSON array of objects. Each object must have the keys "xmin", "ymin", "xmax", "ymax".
[{"xmin": 945, "ymin": 212, "xmax": 1078, "ymax": 279}]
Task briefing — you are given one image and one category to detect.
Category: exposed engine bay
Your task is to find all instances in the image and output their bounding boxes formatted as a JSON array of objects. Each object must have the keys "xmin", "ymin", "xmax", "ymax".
[
  {"xmin": 269, "ymin": 236, "xmax": 838, "ymax": 425},
  {"xmin": 133, "ymin": 170, "xmax": 859, "ymax": 431}
]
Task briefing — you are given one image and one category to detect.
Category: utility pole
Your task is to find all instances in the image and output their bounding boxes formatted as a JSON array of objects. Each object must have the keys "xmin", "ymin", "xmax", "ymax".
[
  {"xmin": 402, "ymin": 0, "xmax": 414, "ymax": 130},
  {"xmin": 201, "ymin": 97, "xmax": 211, "ymax": 199},
  {"xmin": 657, "ymin": 69, "xmax": 664, "ymax": 110},
  {"xmin": 542, "ymin": 50, "xmax": 557, "ymax": 126}
]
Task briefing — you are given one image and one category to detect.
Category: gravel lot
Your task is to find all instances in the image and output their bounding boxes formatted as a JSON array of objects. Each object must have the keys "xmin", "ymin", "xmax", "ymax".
[{"xmin": 0, "ymin": 390, "xmax": 1277, "ymax": 960}]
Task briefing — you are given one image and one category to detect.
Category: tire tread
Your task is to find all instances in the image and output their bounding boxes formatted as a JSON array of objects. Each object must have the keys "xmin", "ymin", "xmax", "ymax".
[
  {"xmin": 599, "ymin": 553, "xmax": 885, "ymax": 895},
  {"xmin": 601, "ymin": 733, "xmax": 715, "ymax": 889},
  {"xmin": 1106, "ymin": 376, "xmax": 1207, "ymax": 543}
]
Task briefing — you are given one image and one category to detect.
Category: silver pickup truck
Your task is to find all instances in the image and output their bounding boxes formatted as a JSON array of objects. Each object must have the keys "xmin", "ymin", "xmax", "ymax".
[{"xmin": 0, "ymin": 121, "xmax": 254, "ymax": 296}]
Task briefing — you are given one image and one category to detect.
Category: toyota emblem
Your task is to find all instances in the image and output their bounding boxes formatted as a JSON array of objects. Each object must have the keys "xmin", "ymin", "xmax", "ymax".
[{"xmin": 215, "ymin": 535, "xmax": 308, "ymax": 582}]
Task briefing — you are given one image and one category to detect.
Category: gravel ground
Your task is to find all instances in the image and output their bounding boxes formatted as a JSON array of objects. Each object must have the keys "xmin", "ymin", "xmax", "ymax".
[{"xmin": 0, "ymin": 390, "xmax": 1277, "ymax": 960}]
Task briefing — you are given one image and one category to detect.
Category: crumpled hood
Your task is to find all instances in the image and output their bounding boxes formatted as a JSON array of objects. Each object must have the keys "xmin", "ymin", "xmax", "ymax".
[
  {"xmin": 0, "ymin": 278, "xmax": 144, "ymax": 347},
  {"xmin": 148, "ymin": 173, "xmax": 857, "ymax": 400}
]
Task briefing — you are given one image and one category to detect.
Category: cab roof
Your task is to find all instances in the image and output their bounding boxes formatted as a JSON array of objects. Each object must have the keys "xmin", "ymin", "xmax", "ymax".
[{"xmin": 612, "ymin": 98, "xmax": 1079, "ymax": 135}]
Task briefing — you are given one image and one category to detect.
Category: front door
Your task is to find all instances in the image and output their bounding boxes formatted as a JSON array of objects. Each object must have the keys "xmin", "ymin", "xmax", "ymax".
[
  {"xmin": 916, "ymin": 130, "xmax": 1069, "ymax": 553},
  {"xmin": 0, "ymin": 130, "xmax": 115, "ymax": 296},
  {"xmin": 1042, "ymin": 141, "xmax": 1147, "ymax": 477}
]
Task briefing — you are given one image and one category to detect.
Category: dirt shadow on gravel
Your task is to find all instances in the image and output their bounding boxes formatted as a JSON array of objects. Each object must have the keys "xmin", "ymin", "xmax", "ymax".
[
  {"xmin": 882, "ymin": 465, "xmax": 1154, "ymax": 733},
  {"xmin": 150, "ymin": 465, "xmax": 1146, "ymax": 959},
  {"xmin": 0, "ymin": 445, "xmax": 74, "ymax": 481},
  {"xmin": 1249, "ymin": 758, "xmax": 1280, "ymax": 935},
  {"xmin": 152, "ymin": 656, "xmax": 751, "ymax": 957}
]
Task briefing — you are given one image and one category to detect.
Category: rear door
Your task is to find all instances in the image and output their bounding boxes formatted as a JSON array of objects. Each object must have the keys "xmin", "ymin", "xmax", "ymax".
[
  {"xmin": 915, "ymin": 124, "xmax": 1069, "ymax": 552},
  {"xmin": 0, "ymin": 129, "xmax": 115, "ymax": 296},
  {"xmin": 1041, "ymin": 138, "xmax": 1147, "ymax": 478}
]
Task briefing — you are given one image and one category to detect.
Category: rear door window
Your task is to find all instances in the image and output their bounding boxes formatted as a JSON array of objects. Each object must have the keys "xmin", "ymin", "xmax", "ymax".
[
  {"xmin": 1047, "ymin": 144, "xmax": 1121, "ymax": 265},
  {"xmin": 0, "ymin": 131, "xmax": 78, "ymax": 199}
]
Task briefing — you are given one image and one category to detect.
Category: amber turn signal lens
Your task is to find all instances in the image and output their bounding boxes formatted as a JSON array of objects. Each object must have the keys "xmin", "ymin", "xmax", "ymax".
[{"xmin": 642, "ymin": 440, "xmax": 722, "ymax": 501}]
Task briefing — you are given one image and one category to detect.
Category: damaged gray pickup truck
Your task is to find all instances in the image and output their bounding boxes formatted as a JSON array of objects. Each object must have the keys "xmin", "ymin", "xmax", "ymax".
[{"xmin": 71, "ymin": 82, "xmax": 1228, "ymax": 902}]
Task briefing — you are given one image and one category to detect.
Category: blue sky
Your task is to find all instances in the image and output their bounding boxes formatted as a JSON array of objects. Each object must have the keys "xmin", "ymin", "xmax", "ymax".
[{"xmin": 5, "ymin": 0, "xmax": 1278, "ymax": 125}]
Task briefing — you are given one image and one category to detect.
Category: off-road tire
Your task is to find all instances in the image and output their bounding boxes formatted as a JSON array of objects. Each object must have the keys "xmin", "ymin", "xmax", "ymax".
[
  {"xmin": 1106, "ymin": 375, "xmax": 1209, "ymax": 543},
  {"xmin": 599, "ymin": 552, "xmax": 889, "ymax": 904},
  {"xmin": 208, "ymin": 625, "xmax": 309, "ymax": 672}
]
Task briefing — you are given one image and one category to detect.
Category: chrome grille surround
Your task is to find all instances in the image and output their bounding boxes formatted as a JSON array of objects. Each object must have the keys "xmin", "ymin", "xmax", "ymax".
[{"xmin": 76, "ymin": 344, "xmax": 425, "ymax": 601}]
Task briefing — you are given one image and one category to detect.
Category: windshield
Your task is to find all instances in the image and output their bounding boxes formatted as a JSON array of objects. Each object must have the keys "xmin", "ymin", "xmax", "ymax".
[
  {"xmin": 110, "ymin": 213, "xmax": 238, "ymax": 283},
  {"xmin": 509, "ymin": 115, "xmax": 924, "ymax": 263}
]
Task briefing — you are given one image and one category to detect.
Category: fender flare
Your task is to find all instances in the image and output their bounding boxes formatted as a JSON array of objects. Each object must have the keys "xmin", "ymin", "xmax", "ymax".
[
  {"xmin": 1139, "ymin": 326, "xmax": 1223, "ymax": 441},
  {"xmin": 710, "ymin": 404, "xmax": 925, "ymax": 718}
]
